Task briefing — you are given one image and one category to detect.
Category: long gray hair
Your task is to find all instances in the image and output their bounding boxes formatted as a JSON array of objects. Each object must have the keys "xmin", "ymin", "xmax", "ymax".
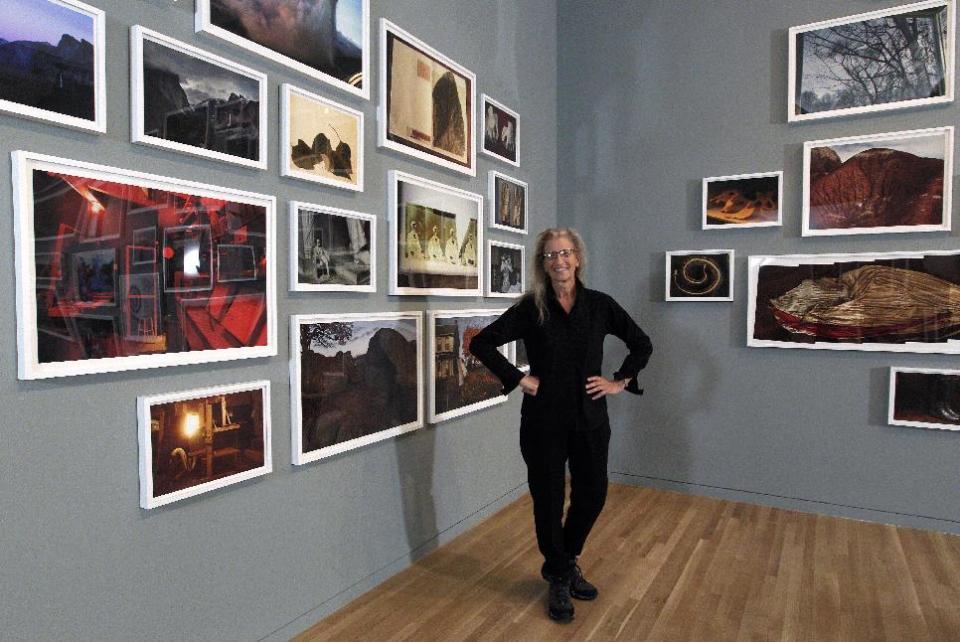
[{"xmin": 526, "ymin": 227, "xmax": 588, "ymax": 324}]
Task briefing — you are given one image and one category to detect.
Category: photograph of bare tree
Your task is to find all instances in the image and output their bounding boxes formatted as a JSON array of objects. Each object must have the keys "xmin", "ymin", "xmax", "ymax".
[{"xmin": 789, "ymin": 0, "xmax": 953, "ymax": 121}]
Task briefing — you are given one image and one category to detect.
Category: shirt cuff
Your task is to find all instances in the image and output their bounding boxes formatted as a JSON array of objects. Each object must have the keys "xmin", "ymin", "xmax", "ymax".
[
  {"xmin": 613, "ymin": 371, "xmax": 643, "ymax": 395},
  {"xmin": 502, "ymin": 368, "xmax": 525, "ymax": 395}
]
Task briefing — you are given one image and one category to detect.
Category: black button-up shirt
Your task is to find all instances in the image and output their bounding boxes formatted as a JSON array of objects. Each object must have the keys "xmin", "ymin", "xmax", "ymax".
[{"xmin": 470, "ymin": 283, "xmax": 653, "ymax": 431}]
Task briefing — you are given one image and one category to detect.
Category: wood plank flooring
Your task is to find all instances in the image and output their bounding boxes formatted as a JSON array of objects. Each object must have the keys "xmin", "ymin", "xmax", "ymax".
[{"xmin": 295, "ymin": 484, "xmax": 960, "ymax": 641}]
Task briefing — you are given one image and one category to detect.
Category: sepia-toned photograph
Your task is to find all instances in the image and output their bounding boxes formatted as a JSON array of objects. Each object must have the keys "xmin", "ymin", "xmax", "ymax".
[
  {"xmin": 138, "ymin": 381, "xmax": 272, "ymax": 509},
  {"xmin": 380, "ymin": 19, "xmax": 475, "ymax": 176},
  {"xmin": 292, "ymin": 312, "xmax": 423, "ymax": 464},
  {"xmin": 489, "ymin": 171, "xmax": 528, "ymax": 234},
  {"xmin": 486, "ymin": 240, "xmax": 525, "ymax": 297},
  {"xmin": 481, "ymin": 94, "xmax": 519, "ymax": 166},
  {"xmin": 291, "ymin": 202, "xmax": 374, "ymax": 292},
  {"xmin": 802, "ymin": 127, "xmax": 952, "ymax": 236},
  {"xmin": 665, "ymin": 250, "xmax": 734, "ymax": 301},
  {"xmin": 702, "ymin": 172, "xmax": 782, "ymax": 229},
  {"xmin": 789, "ymin": 0, "xmax": 953, "ymax": 122},
  {"xmin": 889, "ymin": 367, "xmax": 960, "ymax": 430}
]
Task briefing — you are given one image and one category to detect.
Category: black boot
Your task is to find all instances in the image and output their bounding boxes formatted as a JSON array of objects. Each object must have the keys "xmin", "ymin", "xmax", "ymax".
[
  {"xmin": 546, "ymin": 572, "xmax": 575, "ymax": 622},
  {"xmin": 569, "ymin": 563, "xmax": 598, "ymax": 601}
]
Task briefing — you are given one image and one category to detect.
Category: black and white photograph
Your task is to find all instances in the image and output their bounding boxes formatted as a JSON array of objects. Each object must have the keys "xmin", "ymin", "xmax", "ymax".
[
  {"xmin": 481, "ymin": 94, "xmax": 519, "ymax": 166},
  {"xmin": 489, "ymin": 171, "xmax": 528, "ymax": 234},
  {"xmin": 511, "ymin": 339, "xmax": 529, "ymax": 373},
  {"xmin": 0, "ymin": 0, "xmax": 105, "ymax": 132},
  {"xmin": 291, "ymin": 201, "xmax": 375, "ymax": 292},
  {"xmin": 665, "ymin": 250, "xmax": 734, "ymax": 302},
  {"xmin": 291, "ymin": 312, "xmax": 423, "ymax": 464},
  {"xmin": 132, "ymin": 26, "xmax": 267, "ymax": 169},
  {"xmin": 889, "ymin": 367, "xmax": 960, "ymax": 430},
  {"xmin": 789, "ymin": 0, "xmax": 954, "ymax": 122},
  {"xmin": 196, "ymin": 0, "xmax": 369, "ymax": 99},
  {"xmin": 486, "ymin": 240, "xmax": 525, "ymax": 298}
]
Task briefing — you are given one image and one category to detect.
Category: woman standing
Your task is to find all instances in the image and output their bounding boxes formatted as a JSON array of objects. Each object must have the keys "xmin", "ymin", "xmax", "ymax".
[{"xmin": 470, "ymin": 227, "xmax": 652, "ymax": 622}]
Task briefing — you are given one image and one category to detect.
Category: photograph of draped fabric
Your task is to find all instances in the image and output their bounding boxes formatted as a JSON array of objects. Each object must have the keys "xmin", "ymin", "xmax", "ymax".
[
  {"xmin": 748, "ymin": 251, "xmax": 960, "ymax": 353},
  {"xmin": 802, "ymin": 127, "xmax": 953, "ymax": 236},
  {"xmin": 291, "ymin": 312, "xmax": 423, "ymax": 464},
  {"xmin": 665, "ymin": 250, "xmax": 734, "ymax": 301},
  {"xmin": 889, "ymin": 367, "xmax": 960, "ymax": 430},
  {"xmin": 196, "ymin": 0, "xmax": 368, "ymax": 99},
  {"xmin": 789, "ymin": 0, "xmax": 954, "ymax": 122},
  {"xmin": 290, "ymin": 201, "xmax": 374, "ymax": 292},
  {"xmin": 380, "ymin": 19, "xmax": 475, "ymax": 176}
]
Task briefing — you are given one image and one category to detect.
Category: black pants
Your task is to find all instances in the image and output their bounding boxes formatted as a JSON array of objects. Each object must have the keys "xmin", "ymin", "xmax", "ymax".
[{"xmin": 519, "ymin": 421, "xmax": 611, "ymax": 577}]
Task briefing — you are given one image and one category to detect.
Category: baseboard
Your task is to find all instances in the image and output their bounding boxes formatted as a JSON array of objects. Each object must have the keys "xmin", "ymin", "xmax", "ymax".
[
  {"xmin": 610, "ymin": 471, "xmax": 960, "ymax": 536},
  {"xmin": 261, "ymin": 482, "xmax": 530, "ymax": 641}
]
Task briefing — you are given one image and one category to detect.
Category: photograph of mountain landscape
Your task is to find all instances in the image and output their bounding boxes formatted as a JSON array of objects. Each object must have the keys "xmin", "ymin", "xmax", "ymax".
[
  {"xmin": 802, "ymin": 127, "xmax": 952, "ymax": 236},
  {"xmin": 198, "ymin": 0, "xmax": 367, "ymax": 98},
  {"xmin": 133, "ymin": 27, "xmax": 265, "ymax": 168},
  {"xmin": 0, "ymin": 0, "xmax": 103, "ymax": 131}
]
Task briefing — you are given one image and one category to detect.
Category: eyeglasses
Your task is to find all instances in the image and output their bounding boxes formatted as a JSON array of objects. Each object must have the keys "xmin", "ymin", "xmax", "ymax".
[{"xmin": 541, "ymin": 248, "xmax": 577, "ymax": 261}]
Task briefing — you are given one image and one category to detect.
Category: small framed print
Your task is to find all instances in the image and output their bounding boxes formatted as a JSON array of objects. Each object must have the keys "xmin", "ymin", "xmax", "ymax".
[
  {"xmin": 281, "ymin": 83, "xmax": 363, "ymax": 191},
  {"xmin": 131, "ymin": 26, "xmax": 267, "ymax": 169},
  {"xmin": 509, "ymin": 339, "xmax": 529, "ymax": 373},
  {"xmin": 137, "ymin": 380, "xmax": 272, "ymax": 509},
  {"xmin": 486, "ymin": 240, "xmax": 525, "ymax": 297},
  {"xmin": 889, "ymin": 367, "xmax": 960, "ymax": 430},
  {"xmin": 802, "ymin": 127, "xmax": 952, "ymax": 236},
  {"xmin": 290, "ymin": 201, "xmax": 375, "ymax": 292},
  {"xmin": 0, "ymin": 0, "xmax": 106, "ymax": 133},
  {"xmin": 380, "ymin": 19, "xmax": 476, "ymax": 176},
  {"xmin": 480, "ymin": 94, "xmax": 518, "ymax": 166},
  {"xmin": 789, "ymin": 0, "xmax": 954, "ymax": 123},
  {"xmin": 489, "ymin": 170, "xmax": 528, "ymax": 234},
  {"xmin": 703, "ymin": 171, "xmax": 782, "ymax": 229},
  {"xmin": 291, "ymin": 312, "xmax": 423, "ymax": 464},
  {"xmin": 428, "ymin": 309, "xmax": 508, "ymax": 423},
  {"xmin": 665, "ymin": 250, "xmax": 734, "ymax": 302}
]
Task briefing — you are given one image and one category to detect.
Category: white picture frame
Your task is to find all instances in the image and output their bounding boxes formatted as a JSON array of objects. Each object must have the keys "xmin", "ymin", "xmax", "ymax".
[
  {"xmin": 888, "ymin": 366, "xmax": 960, "ymax": 430},
  {"xmin": 289, "ymin": 200, "xmax": 376, "ymax": 292},
  {"xmin": 195, "ymin": 0, "xmax": 370, "ymax": 100},
  {"xmin": 486, "ymin": 240, "xmax": 525, "ymax": 298},
  {"xmin": 480, "ymin": 94, "xmax": 519, "ymax": 166},
  {"xmin": 802, "ymin": 126, "xmax": 953, "ymax": 236},
  {"xmin": 665, "ymin": 249, "xmax": 735, "ymax": 302},
  {"xmin": 488, "ymin": 170, "xmax": 528, "ymax": 235},
  {"xmin": 702, "ymin": 171, "xmax": 783, "ymax": 229},
  {"xmin": 137, "ymin": 380, "xmax": 273, "ymax": 509},
  {"xmin": 291, "ymin": 311, "xmax": 424, "ymax": 465},
  {"xmin": 131, "ymin": 25, "xmax": 268, "ymax": 169}
]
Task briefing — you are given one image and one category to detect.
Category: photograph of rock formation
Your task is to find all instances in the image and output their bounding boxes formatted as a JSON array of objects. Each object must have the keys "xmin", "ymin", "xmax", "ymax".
[{"xmin": 805, "ymin": 128, "xmax": 950, "ymax": 234}]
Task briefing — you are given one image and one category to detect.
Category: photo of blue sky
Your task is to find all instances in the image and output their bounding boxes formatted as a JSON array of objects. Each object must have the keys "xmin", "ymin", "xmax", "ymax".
[{"xmin": 1, "ymin": 0, "xmax": 93, "ymax": 46}]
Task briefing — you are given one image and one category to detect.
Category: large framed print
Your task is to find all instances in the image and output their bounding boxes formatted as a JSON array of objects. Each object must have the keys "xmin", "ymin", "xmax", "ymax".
[
  {"xmin": 789, "ymin": 0, "xmax": 954, "ymax": 122},
  {"xmin": 380, "ymin": 19, "xmax": 476, "ymax": 176},
  {"xmin": 13, "ymin": 151, "xmax": 277, "ymax": 380},
  {"xmin": 138, "ymin": 381, "xmax": 272, "ymax": 509},
  {"xmin": 290, "ymin": 201, "xmax": 374, "ymax": 292},
  {"xmin": 703, "ymin": 172, "xmax": 782, "ymax": 229},
  {"xmin": 802, "ymin": 127, "xmax": 953, "ymax": 236},
  {"xmin": 281, "ymin": 83, "xmax": 363, "ymax": 191},
  {"xmin": 480, "ymin": 94, "xmax": 519, "ymax": 166},
  {"xmin": 748, "ymin": 250, "xmax": 960, "ymax": 354},
  {"xmin": 195, "ymin": 0, "xmax": 369, "ymax": 99},
  {"xmin": 665, "ymin": 250, "xmax": 734, "ymax": 302},
  {"xmin": 889, "ymin": 367, "xmax": 960, "ymax": 430},
  {"xmin": 0, "ymin": 0, "xmax": 106, "ymax": 132},
  {"xmin": 389, "ymin": 170, "xmax": 482, "ymax": 296},
  {"xmin": 489, "ymin": 171, "xmax": 528, "ymax": 234},
  {"xmin": 486, "ymin": 240, "xmax": 525, "ymax": 297},
  {"xmin": 428, "ymin": 309, "xmax": 508, "ymax": 423},
  {"xmin": 131, "ymin": 26, "xmax": 267, "ymax": 170},
  {"xmin": 291, "ymin": 312, "xmax": 423, "ymax": 464}
]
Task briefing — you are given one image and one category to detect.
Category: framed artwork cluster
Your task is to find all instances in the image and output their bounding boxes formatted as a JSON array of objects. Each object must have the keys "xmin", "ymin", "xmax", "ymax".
[{"xmin": 0, "ymin": 1, "xmax": 533, "ymax": 508}]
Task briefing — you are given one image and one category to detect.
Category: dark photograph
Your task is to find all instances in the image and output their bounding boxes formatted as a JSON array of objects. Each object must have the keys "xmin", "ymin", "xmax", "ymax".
[
  {"xmin": 482, "ymin": 97, "xmax": 518, "ymax": 164},
  {"xmin": 667, "ymin": 252, "xmax": 732, "ymax": 301},
  {"xmin": 704, "ymin": 174, "xmax": 780, "ymax": 227},
  {"xmin": 488, "ymin": 243, "xmax": 523, "ymax": 296},
  {"xmin": 891, "ymin": 369, "xmax": 960, "ymax": 429},
  {"xmin": 295, "ymin": 207, "xmax": 372, "ymax": 290},
  {"xmin": 492, "ymin": 174, "xmax": 526, "ymax": 233},
  {"xmin": 432, "ymin": 313, "xmax": 505, "ymax": 421}
]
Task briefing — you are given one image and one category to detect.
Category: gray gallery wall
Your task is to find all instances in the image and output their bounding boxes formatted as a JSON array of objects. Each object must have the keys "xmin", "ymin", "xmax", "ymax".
[
  {"xmin": 0, "ymin": 1, "xmax": 557, "ymax": 639},
  {"xmin": 557, "ymin": 0, "xmax": 959, "ymax": 534}
]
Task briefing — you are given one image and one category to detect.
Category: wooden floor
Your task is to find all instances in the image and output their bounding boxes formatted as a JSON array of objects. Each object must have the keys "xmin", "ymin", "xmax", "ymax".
[{"xmin": 295, "ymin": 484, "xmax": 960, "ymax": 641}]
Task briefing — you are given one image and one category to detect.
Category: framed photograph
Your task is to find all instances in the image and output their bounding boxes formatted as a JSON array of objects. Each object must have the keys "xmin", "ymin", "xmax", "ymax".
[
  {"xmin": 379, "ymin": 19, "xmax": 476, "ymax": 176},
  {"xmin": 489, "ymin": 171, "xmax": 528, "ymax": 234},
  {"xmin": 486, "ymin": 240, "xmax": 525, "ymax": 297},
  {"xmin": 509, "ymin": 339, "xmax": 529, "ymax": 373},
  {"xmin": 703, "ymin": 172, "xmax": 782, "ymax": 229},
  {"xmin": 280, "ymin": 83, "xmax": 363, "ymax": 191},
  {"xmin": 131, "ymin": 26, "xmax": 267, "ymax": 169},
  {"xmin": 389, "ymin": 170, "xmax": 482, "ymax": 296},
  {"xmin": 802, "ymin": 127, "xmax": 953, "ymax": 236},
  {"xmin": 665, "ymin": 250, "xmax": 734, "ymax": 301},
  {"xmin": 748, "ymin": 250, "xmax": 960, "ymax": 354},
  {"xmin": 290, "ymin": 201, "xmax": 375, "ymax": 292},
  {"xmin": 889, "ymin": 367, "xmax": 960, "ymax": 430},
  {"xmin": 789, "ymin": 0, "xmax": 954, "ymax": 122},
  {"xmin": 428, "ymin": 309, "xmax": 508, "ymax": 423},
  {"xmin": 13, "ymin": 150, "xmax": 277, "ymax": 380},
  {"xmin": 480, "ymin": 94, "xmax": 518, "ymax": 166},
  {"xmin": 0, "ymin": 0, "xmax": 106, "ymax": 132},
  {"xmin": 195, "ymin": 0, "xmax": 369, "ymax": 99},
  {"xmin": 291, "ymin": 312, "xmax": 423, "ymax": 464},
  {"xmin": 138, "ymin": 380, "xmax": 272, "ymax": 509}
]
